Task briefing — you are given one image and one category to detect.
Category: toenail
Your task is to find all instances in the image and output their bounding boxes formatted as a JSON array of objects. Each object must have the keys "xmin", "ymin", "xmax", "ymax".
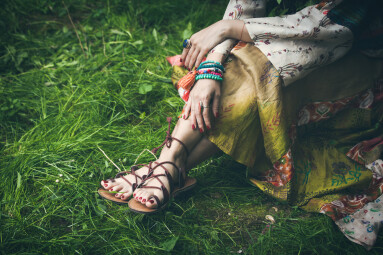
[
  {"xmin": 139, "ymin": 197, "xmax": 142, "ymax": 200},
  {"xmin": 192, "ymin": 124, "xmax": 195, "ymax": 130},
  {"xmin": 149, "ymin": 200, "xmax": 154, "ymax": 204},
  {"xmin": 115, "ymin": 194, "xmax": 119, "ymax": 197},
  {"xmin": 103, "ymin": 180, "xmax": 108, "ymax": 183},
  {"xmin": 133, "ymin": 193, "xmax": 136, "ymax": 197},
  {"xmin": 121, "ymin": 196, "xmax": 125, "ymax": 199},
  {"xmin": 206, "ymin": 125, "xmax": 210, "ymax": 130},
  {"xmin": 110, "ymin": 188, "xmax": 113, "ymax": 191},
  {"xmin": 199, "ymin": 128, "xmax": 203, "ymax": 133},
  {"xmin": 142, "ymin": 199, "xmax": 146, "ymax": 202}
]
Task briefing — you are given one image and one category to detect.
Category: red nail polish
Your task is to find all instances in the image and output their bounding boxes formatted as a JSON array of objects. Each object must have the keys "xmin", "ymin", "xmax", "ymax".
[
  {"xmin": 180, "ymin": 58, "xmax": 182, "ymax": 62},
  {"xmin": 192, "ymin": 124, "xmax": 195, "ymax": 130},
  {"xmin": 139, "ymin": 197, "xmax": 142, "ymax": 200},
  {"xmin": 149, "ymin": 200, "xmax": 154, "ymax": 204},
  {"xmin": 103, "ymin": 180, "xmax": 108, "ymax": 183},
  {"xmin": 206, "ymin": 125, "xmax": 210, "ymax": 130},
  {"xmin": 183, "ymin": 115, "xmax": 186, "ymax": 120},
  {"xmin": 215, "ymin": 112, "xmax": 219, "ymax": 118},
  {"xmin": 199, "ymin": 128, "xmax": 203, "ymax": 133},
  {"xmin": 142, "ymin": 199, "xmax": 146, "ymax": 202},
  {"xmin": 133, "ymin": 193, "xmax": 136, "ymax": 197},
  {"xmin": 121, "ymin": 196, "xmax": 125, "ymax": 199},
  {"xmin": 115, "ymin": 194, "xmax": 119, "ymax": 197},
  {"xmin": 110, "ymin": 188, "xmax": 113, "ymax": 191}
]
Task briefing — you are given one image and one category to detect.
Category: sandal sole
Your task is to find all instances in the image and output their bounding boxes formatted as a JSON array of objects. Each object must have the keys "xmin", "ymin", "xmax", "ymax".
[
  {"xmin": 128, "ymin": 177, "xmax": 197, "ymax": 214},
  {"xmin": 98, "ymin": 188, "xmax": 131, "ymax": 204}
]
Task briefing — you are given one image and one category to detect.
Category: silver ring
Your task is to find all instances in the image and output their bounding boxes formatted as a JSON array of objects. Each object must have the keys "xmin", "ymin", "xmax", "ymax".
[{"xmin": 183, "ymin": 39, "xmax": 192, "ymax": 49}]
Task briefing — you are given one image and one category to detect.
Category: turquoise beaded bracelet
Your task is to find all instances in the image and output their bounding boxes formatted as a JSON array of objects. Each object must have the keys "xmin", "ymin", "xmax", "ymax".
[
  {"xmin": 200, "ymin": 60, "xmax": 222, "ymax": 66},
  {"xmin": 196, "ymin": 64, "xmax": 225, "ymax": 72},
  {"xmin": 195, "ymin": 73, "xmax": 223, "ymax": 81}
]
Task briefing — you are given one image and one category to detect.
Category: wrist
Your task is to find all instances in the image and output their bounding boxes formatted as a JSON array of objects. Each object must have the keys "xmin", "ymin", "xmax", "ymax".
[{"xmin": 206, "ymin": 52, "xmax": 225, "ymax": 63}]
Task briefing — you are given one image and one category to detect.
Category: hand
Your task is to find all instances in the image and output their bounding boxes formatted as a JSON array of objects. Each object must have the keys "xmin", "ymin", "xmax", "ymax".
[
  {"xmin": 183, "ymin": 79, "xmax": 221, "ymax": 132},
  {"xmin": 181, "ymin": 21, "xmax": 227, "ymax": 70}
]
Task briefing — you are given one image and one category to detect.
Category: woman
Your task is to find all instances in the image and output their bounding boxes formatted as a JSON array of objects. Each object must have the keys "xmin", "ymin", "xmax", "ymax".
[{"xmin": 99, "ymin": 0, "xmax": 383, "ymax": 249}]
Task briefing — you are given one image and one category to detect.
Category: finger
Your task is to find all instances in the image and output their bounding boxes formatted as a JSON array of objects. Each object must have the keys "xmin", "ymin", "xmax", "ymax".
[
  {"xmin": 184, "ymin": 101, "xmax": 191, "ymax": 119},
  {"xmin": 212, "ymin": 89, "xmax": 221, "ymax": 119},
  {"xmin": 184, "ymin": 47, "xmax": 195, "ymax": 70},
  {"xmin": 195, "ymin": 50, "xmax": 207, "ymax": 69},
  {"xmin": 195, "ymin": 100, "xmax": 205, "ymax": 133},
  {"xmin": 202, "ymin": 99, "xmax": 212, "ymax": 130},
  {"xmin": 188, "ymin": 47, "xmax": 201, "ymax": 70},
  {"xmin": 181, "ymin": 48, "xmax": 189, "ymax": 63},
  {"xmin": 190, "ymin": 104, "xmax": 197, "ymax": 130}
]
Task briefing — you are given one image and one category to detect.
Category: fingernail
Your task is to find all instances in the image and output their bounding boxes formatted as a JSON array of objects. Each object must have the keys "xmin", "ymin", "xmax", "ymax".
[
  {"xmin": 192, "ymin": 124, "xmax": 195, "ymax": 130},
  {"xmin": 142, "ymin": 199, "xmax": 146, "ymax": 202},
  {"xmin": 149, "ymin": 200, "xmax": 154, "ymax": 204},
  {"xmin": 206, "ymin": 125, "xmax": 210, "ymax": 130},
  {"xmin": 199, "ymin": 128, "xmax": 203, "ymax": 133}
]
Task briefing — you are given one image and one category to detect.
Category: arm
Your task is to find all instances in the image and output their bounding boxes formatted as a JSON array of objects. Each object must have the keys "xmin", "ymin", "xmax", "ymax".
[
  {"xmin": 243, "ymin": 1, "xmax": 354, "ymax": 85},
  {"xmin": 182, "ymin": 0, "xmax": 267, "ymax": 70}
]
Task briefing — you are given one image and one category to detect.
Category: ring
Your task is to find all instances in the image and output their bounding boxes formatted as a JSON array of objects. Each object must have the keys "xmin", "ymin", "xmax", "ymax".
[
  {"xmin": 199, "ymin": 101, "xmax": 211, "ymax": 110},
  {"xmin": 183, "ymin": 39, "xmax": 192, "ymax": 49}
]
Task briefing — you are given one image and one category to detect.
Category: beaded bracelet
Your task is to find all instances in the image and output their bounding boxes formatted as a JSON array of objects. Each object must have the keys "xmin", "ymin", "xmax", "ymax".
[
  {"xmin": 198, "ymin": 67, "xmax": 223, "ymax": 74},
  {"xmin": 200, "ymin": 60, "xmax": 222, "ymax": 66},
  {"xmin": 197, "ymin": 70, "xmax": 223, "ymax": 77},
  {"xmin": 197, "ymin": 64, "xmax": 225, "ymax": 72},
  {"xmin": 195, "ymin": 73, "xmax": 223, "ymax": 81}
]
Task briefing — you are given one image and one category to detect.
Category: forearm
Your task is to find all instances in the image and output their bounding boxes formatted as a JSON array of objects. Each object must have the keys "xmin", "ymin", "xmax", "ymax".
[{"xmin": 221, "ymin": 20, "xmax": 252, "ymax": 42}]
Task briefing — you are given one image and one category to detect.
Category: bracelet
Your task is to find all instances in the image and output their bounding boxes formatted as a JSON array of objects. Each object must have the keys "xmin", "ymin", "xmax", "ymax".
[
  {"xmin": 200, "ymin": 60, "xmax": 222, "ymax": 66},
  {"xmin": 197, "ymin": 67, "xmax": 223, "ymax": 74},
  {"xmin": 197, "ymin": 70, "xmax": 223, "ymax": 77},
  {"xmin": 195, "ymin": 73, "xmax": 223, "ymax": 81},
  {"xmin": 197, "ymin": 64, "xmax": 225, "ymax": 72}
]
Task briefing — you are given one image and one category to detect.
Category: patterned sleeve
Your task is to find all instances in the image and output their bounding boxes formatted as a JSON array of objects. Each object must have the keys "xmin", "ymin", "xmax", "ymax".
[
  {"xmin": 244, "ymin": 0, "xmax": 354, "ymax": 86},
  {"xmin": 210, "ymin": 0, "xmax": 267, "ymax": 57}
]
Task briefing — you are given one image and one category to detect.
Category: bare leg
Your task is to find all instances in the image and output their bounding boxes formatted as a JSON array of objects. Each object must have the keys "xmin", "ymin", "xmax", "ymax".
[{"xmin": 186, "ymin": 136, "xmax": 220, "ymax": 170}]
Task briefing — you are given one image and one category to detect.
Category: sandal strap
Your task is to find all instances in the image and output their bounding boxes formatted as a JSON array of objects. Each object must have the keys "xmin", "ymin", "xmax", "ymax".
[
  {"xmin": 113, "ymin": 163, "xmax": 152, "ymax": 193},
  {"xmin": 138, "ymin": 161, "xmax": 182, "ymax": 206},
  {"xmin": 151, "ymin": 117, "xmax": 189, "ymax": 157}
]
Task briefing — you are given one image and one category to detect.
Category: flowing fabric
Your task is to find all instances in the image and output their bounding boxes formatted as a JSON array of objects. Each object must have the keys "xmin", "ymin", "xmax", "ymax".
[{"xmin": 169, "ymin": 43, "xmax": 383, "ymax": 249}]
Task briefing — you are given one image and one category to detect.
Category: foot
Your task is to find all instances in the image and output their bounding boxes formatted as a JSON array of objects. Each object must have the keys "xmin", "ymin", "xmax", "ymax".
[
  {"xmin": 133, "ymin": 154, "xmax": 186, "ymax": 209},
  {"xmin": 100, "ymin": 165, "xmax": 151, "ymax": 201}
]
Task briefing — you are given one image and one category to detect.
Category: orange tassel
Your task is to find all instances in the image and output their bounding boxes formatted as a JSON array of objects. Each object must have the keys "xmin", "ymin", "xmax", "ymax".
[{"xmin": 177, "ymin": 70, "xmax": 197, "ymax": 90}]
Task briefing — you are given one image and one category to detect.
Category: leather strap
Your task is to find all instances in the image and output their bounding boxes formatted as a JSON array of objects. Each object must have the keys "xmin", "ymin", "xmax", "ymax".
[{"xmin": 151, "ymin": 117, "xmax": 189, "ymax": 157}]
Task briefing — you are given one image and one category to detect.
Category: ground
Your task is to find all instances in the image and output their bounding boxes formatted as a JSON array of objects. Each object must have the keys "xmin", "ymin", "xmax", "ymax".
[{"xmin": 0, "ymin": 0, "xmax": 382, "ymax": 254}]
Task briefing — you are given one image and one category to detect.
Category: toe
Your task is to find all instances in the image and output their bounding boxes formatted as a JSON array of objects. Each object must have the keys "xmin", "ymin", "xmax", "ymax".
[
  {"xmin": 101, "ymin": 180, "xmax": 113, "ymax": 190},
  {"xmin": 134, "ymin": 190, "xmax": 143, "ymax": 201},
  {"xmin": 145, "ymin": 197, "xmax": 158, "ymax": 209},
  {"xmin": 140, "ymin": 192, "xmax": 150, "ymax": 204},
  {"xmin": 115, "ymin": 186, "xmax": 130, "ymax": 198},
  {"xmin": 120, "ymin": 191, "xmax": 131, "ymax": 201},
  {"xmin": 110, "ymin": 183, "xmax": 124, "ymax": 193}
]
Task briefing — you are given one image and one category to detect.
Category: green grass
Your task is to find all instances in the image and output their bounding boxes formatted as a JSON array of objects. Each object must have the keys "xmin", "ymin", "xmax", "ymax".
[{"xmin": 0, "ymin": 0, "xmax": 382, "ymax": 254}]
